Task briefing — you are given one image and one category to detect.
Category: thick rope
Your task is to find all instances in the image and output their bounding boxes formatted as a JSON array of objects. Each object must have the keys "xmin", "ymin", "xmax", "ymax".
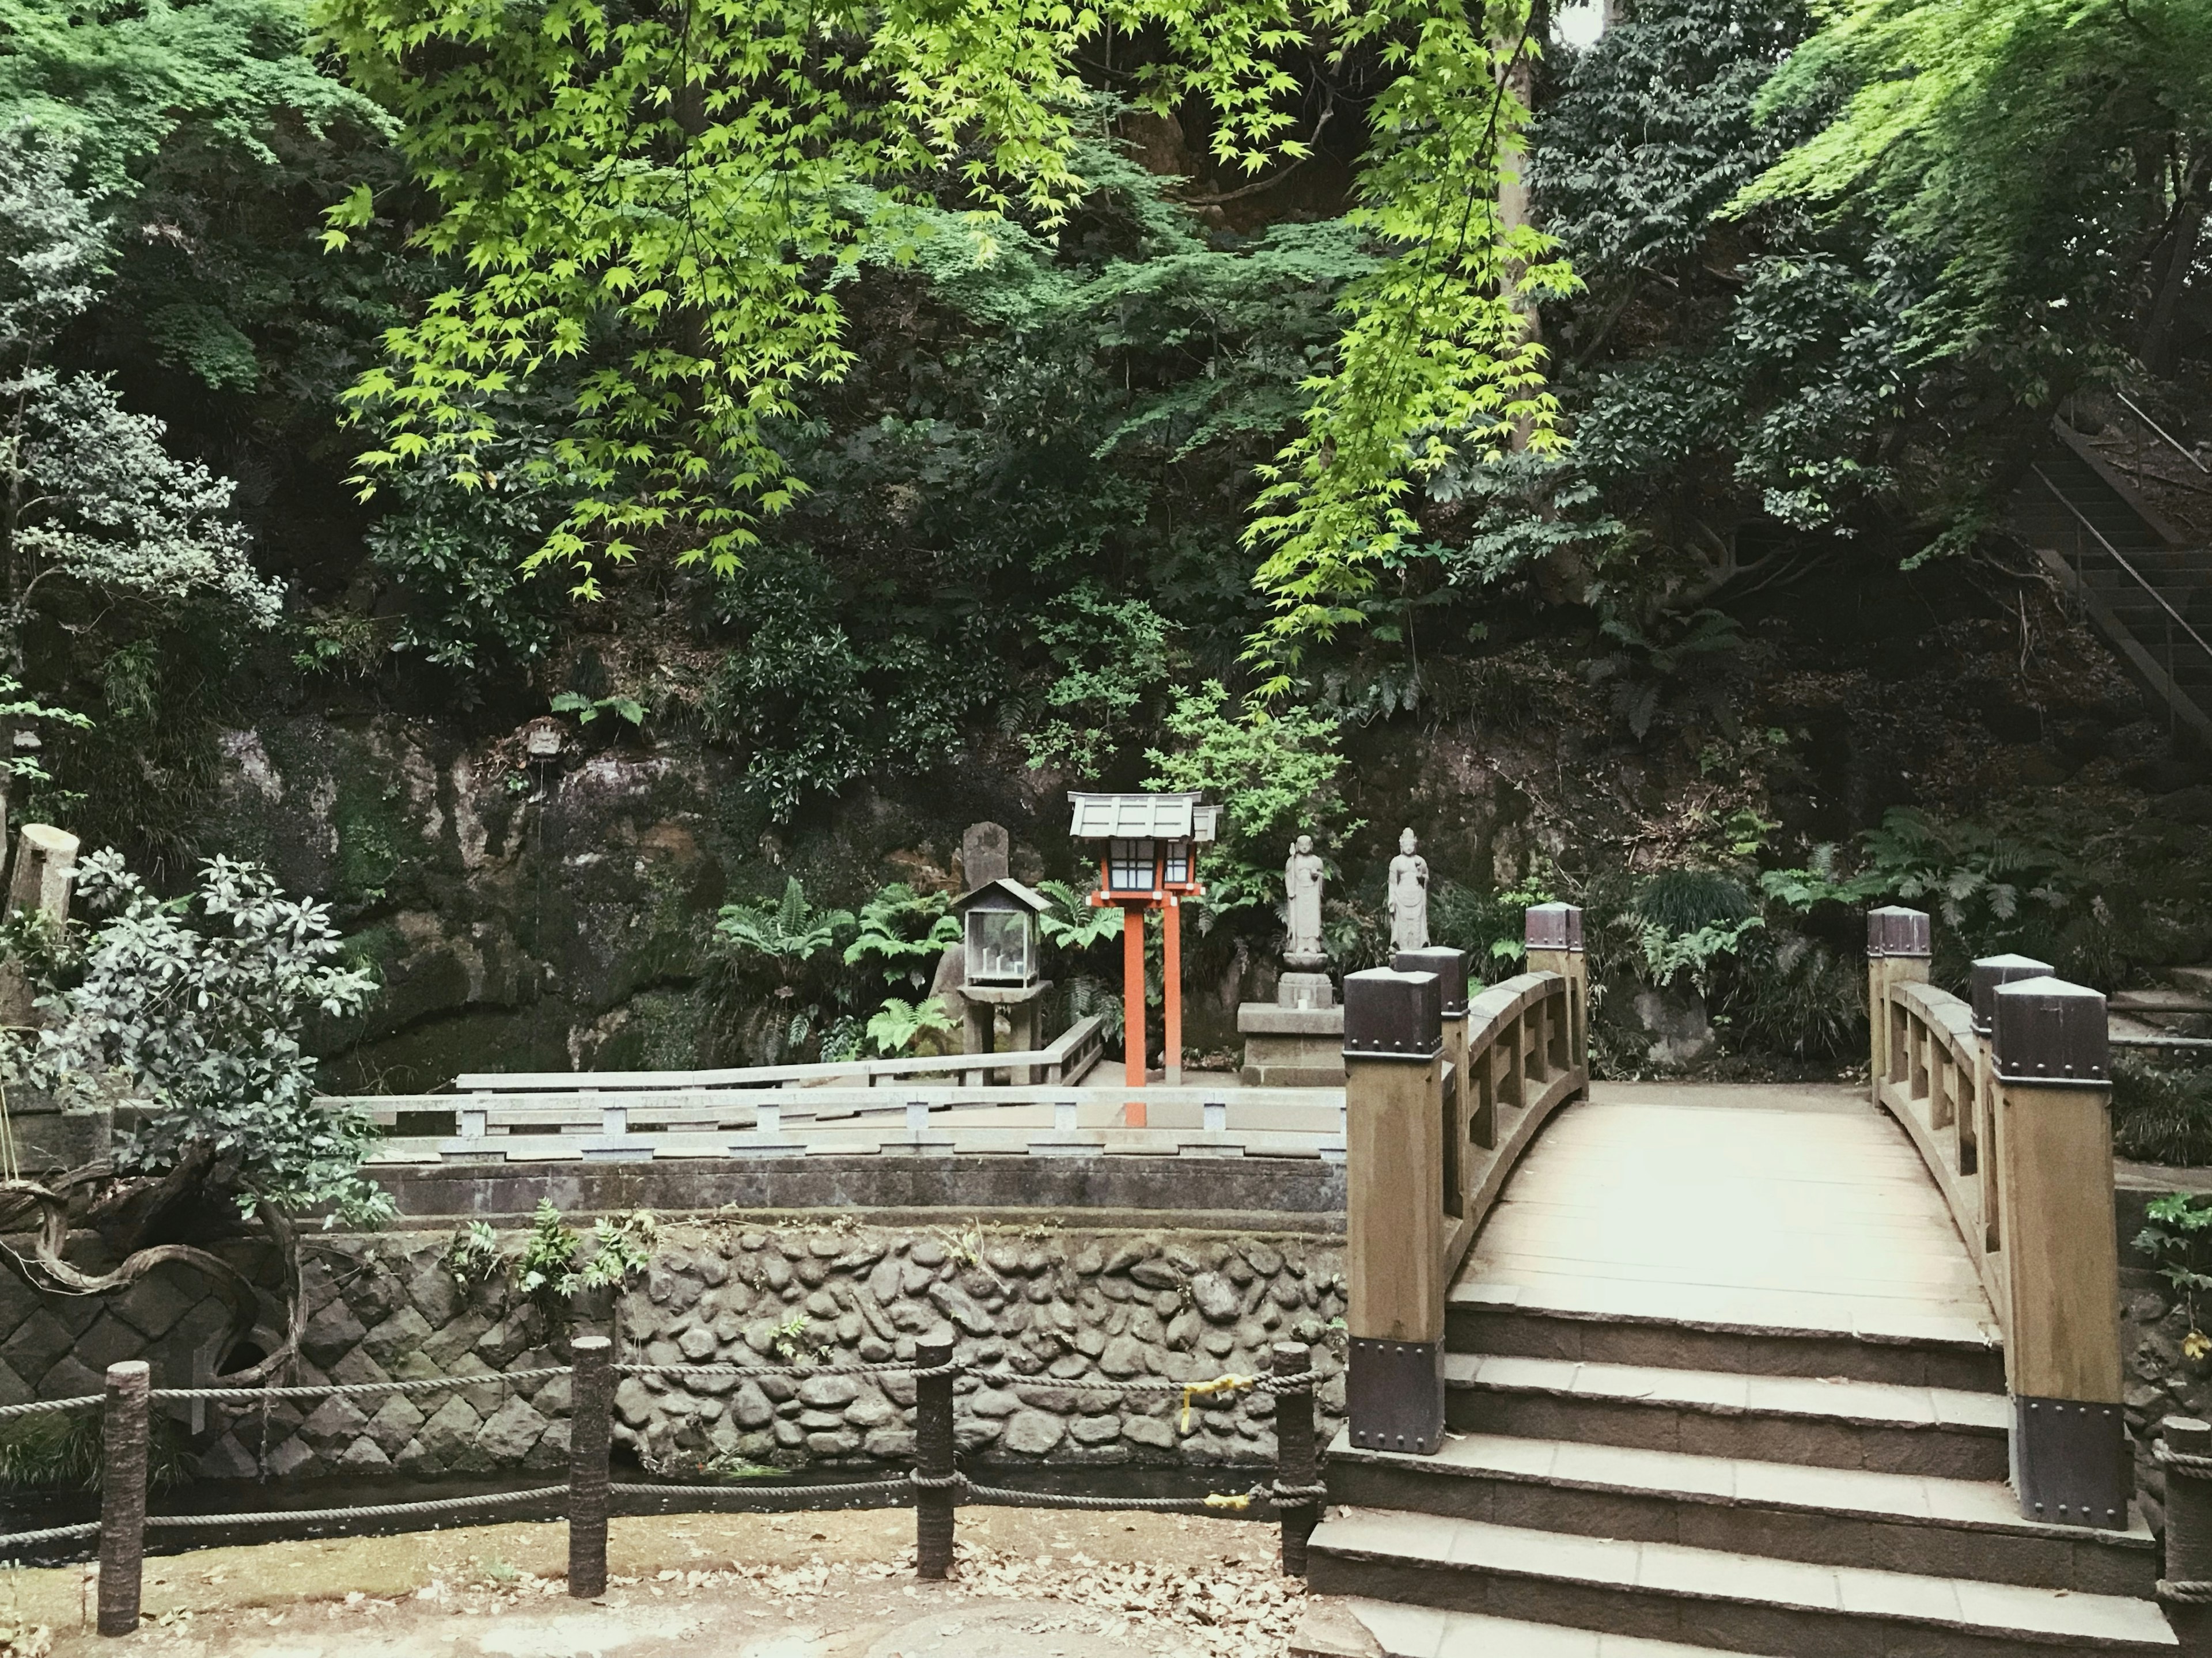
[
  {"xmin": 2158, "ymin": 1442, "xmax": 2212, "ymax": 1480},
  {"xmin": 610, "ymin": 1479, "xmax": 914, "ymax": 1505},
  {"xmin": 2160, "ymin": 1579, "xmax": 2212, "ymax": 1606},
  {"xmin": 965, "ymin": 1369, "xmax": 1316, "ymax": 1397},
  {"xmin": 0, "ymin": 1395, "xmax": 102, "ymax": 1421},
  {"xmin": 1270, "ymin": 1481, "xmax": 1329, "ymax": 1503},
  {"xmin": 0, "ymin": 1522, "xmax": 100, "ymax": 1550},
  {"xmin": 961, "ymin": 1479, "xmax": 1275, "ymax": 1513},
  {"xmin": 145, "ymin": 1485, "xmax": 568, "ymax": 1530},
  {"xmin": 153, "ymin": 1369, "xmax": 571, "ymax": 1405},
  {"xmin": 618, "ymin": 1362, "xmax": 962, "ymax": 1382}
]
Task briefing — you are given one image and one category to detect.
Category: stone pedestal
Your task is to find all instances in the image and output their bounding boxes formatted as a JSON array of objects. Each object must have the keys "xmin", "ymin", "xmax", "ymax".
[
  {"xmin": 1238, "ymin": 973, "xmax": 1344, "ymax": 1087},
  {"xmin": 961, "ymin": 982, "xmax": 1050, "ymax": 1082}
]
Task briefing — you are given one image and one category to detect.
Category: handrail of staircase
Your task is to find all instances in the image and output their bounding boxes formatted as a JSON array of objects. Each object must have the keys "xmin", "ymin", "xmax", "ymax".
[
  {"xmin": 1865, "ymin": 908, "xmax": 2129, "ymax": 1531},
  {"xmin": 1340, "ymin": 908, "xmax": 1590, "ymax": 1458},
  {"xmin": 2031, "ymin": 465, "xmax": 2212, "ymax": 666},
  {"xmin": 2113, "ymin": 389, "xmax": 2211, "ymax": 475}
]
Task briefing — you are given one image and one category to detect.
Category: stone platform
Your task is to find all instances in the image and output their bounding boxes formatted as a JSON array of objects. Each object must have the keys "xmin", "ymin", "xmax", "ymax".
[{"xmin": 1238, "ymin": 970, "xmax": 1345, "ymax": 1087}]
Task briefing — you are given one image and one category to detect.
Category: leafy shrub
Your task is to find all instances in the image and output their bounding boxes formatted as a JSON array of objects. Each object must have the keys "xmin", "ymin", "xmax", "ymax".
[
  {"xmin": 1719, "ymin": 929, "xmax": 1865, "ymax": 1062},
  {"xmin": 2113, "ymin": 1061, "xmax": 2212, "ymax": 1168},
  {"xmin": 6, "ymin": 849, "xmax": 385, "ymax": 1224},
  {"xmin": 866, "ymin": 996, "xmax": 955, "ymax": 1057}
]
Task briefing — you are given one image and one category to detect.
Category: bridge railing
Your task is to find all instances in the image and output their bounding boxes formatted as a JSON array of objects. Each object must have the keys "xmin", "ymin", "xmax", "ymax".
[
  {"xmin": 1342, "ymin": 907, "xmax": 1590, "ymax": 1456},
  {"xmin": 1866, "ymin": 906, "xmax": 2127, "ymax": 1530},
  {"xmin": 440, "ymin": 1012, "xmax": 1109, "ymax": 1097}
]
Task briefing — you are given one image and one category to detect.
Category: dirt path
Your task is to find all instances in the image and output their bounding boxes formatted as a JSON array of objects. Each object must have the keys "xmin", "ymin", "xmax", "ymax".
[{"xmin": 0, "ymin": 1510, "xmax": 1306, "ymax": 1658}]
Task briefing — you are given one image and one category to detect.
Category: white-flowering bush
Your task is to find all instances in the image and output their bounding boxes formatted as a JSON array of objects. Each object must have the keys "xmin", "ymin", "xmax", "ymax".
[
  {"xmin": 0, "ymin": 126, "xmax": 281, "ymax": 666},
  {"xmin": 13, "ymin": 848, "xmax": 385, "ymax": 1224}
]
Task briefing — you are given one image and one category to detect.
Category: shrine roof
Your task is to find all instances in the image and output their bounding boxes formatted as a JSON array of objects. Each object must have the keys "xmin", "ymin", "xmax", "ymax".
[{"xmin": 1066, "ymin": 792, "xmax": 1219, "ymax": 841}]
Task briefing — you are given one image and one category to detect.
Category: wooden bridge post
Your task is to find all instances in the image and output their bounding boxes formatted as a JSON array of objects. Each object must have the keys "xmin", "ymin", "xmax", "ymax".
[
  {"xmin": 1343, "ymin": 966, "xmax": 1447, "ymax": 1455},
  {"xmin": 1970, "ymin": 954, "xmax": 2053, "ymax": 1251},
  {"xmin": 1865, "ymin": 906, "xmax": 1930, "ymax": 1103},
  {"xmin": 1991, "ymin": 974, "xmax": 2127, "ymax": 1529},
  {"xmin": 1395, "ymin": 947, "xmax": 1470, "ymax": 1216},
  {"xmin": 96, "ymin": 1360, "xmax": 149, "ymax": 1637},
  {"xmin": 1524, "ymin": 904, "xmax": 1586, "ymax": 1077}
]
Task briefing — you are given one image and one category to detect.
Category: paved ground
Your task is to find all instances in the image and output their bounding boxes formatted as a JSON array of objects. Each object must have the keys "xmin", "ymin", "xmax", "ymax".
[
  {"xmin": 5, "ymin": 1511, "xmax": 1302, "ymax": 1658},
  {"xmin": 1467, "ymin": 1080, "xmax": 1997, "ymax": 1340}
]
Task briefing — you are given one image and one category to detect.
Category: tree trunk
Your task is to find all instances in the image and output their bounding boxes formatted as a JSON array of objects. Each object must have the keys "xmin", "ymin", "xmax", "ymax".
[{"xmin": 2142, "ymin": 150, "xmax": 2209, "ymax": 378}]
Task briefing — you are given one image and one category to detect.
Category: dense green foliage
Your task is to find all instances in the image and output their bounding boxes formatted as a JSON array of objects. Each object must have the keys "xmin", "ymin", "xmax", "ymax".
[
  {"xmin": 313, "ymin": 0, "xmax": 1566, "ymax": 667},
  {"xmin": 0, "ymin": 0, "xmax": 2206, "ymax": 1094}
]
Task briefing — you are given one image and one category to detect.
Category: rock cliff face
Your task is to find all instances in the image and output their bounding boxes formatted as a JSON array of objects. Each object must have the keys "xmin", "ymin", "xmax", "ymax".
[
  {"xmin": 12, "ymin": 1219, "xmax": 1344, "ymax": 1481},
  {"xmin": 171, "ymin": 563, "xmax": 2194, "ymax": 1092}
]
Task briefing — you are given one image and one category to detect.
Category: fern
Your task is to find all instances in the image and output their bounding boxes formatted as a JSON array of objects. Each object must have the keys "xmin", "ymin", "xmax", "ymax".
[{"xmin": 866, "ymin": 996, "xmax": 955, "ymax": 1057}]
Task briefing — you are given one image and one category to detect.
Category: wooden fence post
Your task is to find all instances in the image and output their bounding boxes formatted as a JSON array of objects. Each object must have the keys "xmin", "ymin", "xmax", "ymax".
[
  {"xmin": 1271, "ymin": 1341, "xmax": 1319, "ymax": 1576},
  {"xmin": 1969, "ymin": 953, "xmax": 2053, "ymax": 1257},
  {"xmin": 2158, "ymin": 1417, "xmax": 2212, "ymax": 1629},
  {"xmin": 1991, "ymin": 974, "xmax": 2127, "ymax": 1528},
  {"xmin": 1524, "ymin": 903, "xmax": 1586, "ymax": 1067},
  {"xmin": 97, "ymin": 1360, "xmax": 149, "ymax": 1637},
  {"xmin": 1343, "ymin": 966, "xmax": 1446, "ymax": 1456},
  {"xmin": 1394, "ymin": 947, "xmax": 1469, "ymax": 1217},
  {"xmin": 567, "ymin": 1335, "xmax": 612, "ymax": 1598},
  {"xmin": 914, "ymin": 1335, "xmax": 957, "ymax": 1579},
  {"xmin": 1865, "ymin": 906, "xmax": 1930, "ymax": 1103}
]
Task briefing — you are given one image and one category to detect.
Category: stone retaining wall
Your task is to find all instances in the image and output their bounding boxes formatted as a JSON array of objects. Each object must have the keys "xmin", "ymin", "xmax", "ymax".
[{"xmin": 0, "ymin": 1218, "xmax": 1346, "ymax": 1481}]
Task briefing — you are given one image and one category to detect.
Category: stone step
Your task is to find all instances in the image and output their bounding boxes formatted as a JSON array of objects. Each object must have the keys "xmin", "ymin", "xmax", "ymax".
[
  {"xmin": 2169, "ymin": 966, "xmax": 2212, "ymax": 997},
  {"xmin": 1305, "ymin": 1508, "xmax": 2179, "ymax": 1657},
  {"xmin": 1444, "ymin": 1352, "xmax": 2009, "ymax": 1481},
  {"xmin": 1447, "ymin": 1280, "xmax": 2005, "ymax": 1392},
  {"xmin": 1324, "ymin": 1429, "xmax": 2156, "ymax": 1598},
  {"xmin": 2111, "ymin": 988, "xmax": 2212, "ymax": 1019},
  {"xmin": 1291, "ymin": 1596, "xmax": 1768, "ymax": 1657}
]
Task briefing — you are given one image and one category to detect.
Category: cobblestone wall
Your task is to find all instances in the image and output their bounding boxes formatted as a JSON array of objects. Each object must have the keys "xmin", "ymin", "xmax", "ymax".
[{"xmin": 1, "ymin": 1219, "xmax": 1346, "ymax": 1480}]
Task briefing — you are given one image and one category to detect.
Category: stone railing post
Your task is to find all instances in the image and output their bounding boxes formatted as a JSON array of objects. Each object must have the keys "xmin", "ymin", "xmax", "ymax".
[
  {"xmin": 1865, "ymin": 906, "xmax": 1931, "ymax": 1101},
  {"xmin": 1343, "ymin": 966, "xmax": 1446, "ymax": 1455},
  {"xmin": 1992, "ymin": 974, "xmax": 2126, "ymax": 1528},
  {"xmin": 0, "ymin": 825, "xmax": 79, "ymax": 1030},
  {"xmin": 567, "ymin": 1335, "xmax": 612, "ymax": 1598},
  {"xmin": 97, "ymin": 1360, "xmax": 149, "ymax": 1637},
  {"xmin": 2158, "ymin": 1417, "xmax": 2212, "ymax": 1624},
  {"xmin": 1393, "ymin": 947, "xmax": 1469, "ymax": 1216},
  {"xmin": 1524, "ymin": 903, "xmax": 1586, "ymax": 1065},
  {"xmin": 914, "ymin": 1334, "xmax": 957, "ymax": 1579},
  {"xmin": 1271, "ymin": 1341, "xmax": 1319, "ymax": 1576}
]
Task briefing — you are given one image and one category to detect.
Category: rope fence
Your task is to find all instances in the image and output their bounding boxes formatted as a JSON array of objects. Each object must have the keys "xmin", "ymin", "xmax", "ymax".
[{"xmin": 6, "ymin": 1336, "xmax": 1328, "ymax": 1634}]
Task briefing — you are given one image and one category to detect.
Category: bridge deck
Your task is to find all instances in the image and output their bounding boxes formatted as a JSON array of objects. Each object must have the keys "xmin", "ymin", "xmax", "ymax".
[{"xmin": 1458, "ymin": 1080, "xmax": 2001, "ymax": 1348}]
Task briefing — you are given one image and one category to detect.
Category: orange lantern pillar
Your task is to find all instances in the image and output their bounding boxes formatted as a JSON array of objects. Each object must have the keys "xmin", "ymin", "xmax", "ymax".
[
  {"xmin": 1122, "ymin": 903, "xmax": 1148, "ymax": 1106},
  {"xmin": 1162, "ymin": 893, "xmax": 1183, "ymax": 1088}
]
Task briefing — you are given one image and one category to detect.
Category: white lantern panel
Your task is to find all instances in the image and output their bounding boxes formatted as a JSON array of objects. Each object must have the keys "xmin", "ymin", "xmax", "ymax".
[
  {"xmin": 967, "ymin": 908, "xmax": 1033, "ymax": 984},
  {"xmin": 1107, "ymin": 837, "xmax": 1156, "ymax": 891}
]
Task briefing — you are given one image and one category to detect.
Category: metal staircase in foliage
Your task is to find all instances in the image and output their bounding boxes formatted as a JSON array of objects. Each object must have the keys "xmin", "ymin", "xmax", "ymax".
[{"xmin": 2009, "ymin": 412, "xmax": 2212, "ymax": 745}]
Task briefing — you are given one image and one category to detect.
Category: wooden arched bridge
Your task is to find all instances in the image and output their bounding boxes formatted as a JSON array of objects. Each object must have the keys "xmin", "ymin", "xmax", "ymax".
[{"xmin": 1297, "ymin": 905, "xmax": 2180, "ymax": 1657}]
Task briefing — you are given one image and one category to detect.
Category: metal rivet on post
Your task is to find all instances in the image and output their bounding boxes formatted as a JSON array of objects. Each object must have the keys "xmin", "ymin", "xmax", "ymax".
[
  {"xmin": 567, "ymin": 1335, "xmax": 612, "ymax": 1598},
  {"xmin": 97, "ymin": 1360, "xmax": 150, "ymax": 1637}
]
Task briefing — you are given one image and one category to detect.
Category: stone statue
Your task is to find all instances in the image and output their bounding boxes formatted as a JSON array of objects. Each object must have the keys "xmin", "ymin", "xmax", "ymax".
[
  {"xmin": 1283, "ymin": 834, "xmax": 1326, "ymax": 968},
  {"xmin": 1388, "ymin": 828, "xmax": 1430, "ymax": 953}
]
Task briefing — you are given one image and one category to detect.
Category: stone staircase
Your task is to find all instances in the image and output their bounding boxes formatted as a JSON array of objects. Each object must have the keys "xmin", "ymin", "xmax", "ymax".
[
  {"xmin": 1292, "ymin": 1292, "xmax": 2171, "ymax": 1656},
  {"xmin": 1289, "ymin": 1086, "xmax": 2180, "ymax": 1657}
]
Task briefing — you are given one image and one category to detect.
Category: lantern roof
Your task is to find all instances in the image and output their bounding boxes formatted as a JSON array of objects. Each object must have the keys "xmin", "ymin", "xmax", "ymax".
[
  {"xmin": 951, "ymin": 877, "xmax": 1052, "ymax": 916},
  {"xmin": 1066, "ymin": 792, "xmax": 1219, "ymax": 842}
]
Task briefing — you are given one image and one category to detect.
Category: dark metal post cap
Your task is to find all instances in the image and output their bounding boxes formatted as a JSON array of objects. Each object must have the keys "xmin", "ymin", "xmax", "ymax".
[
  {"xmin": 1392, "ymin": 946, "xmax": 1469, "ymax": 1016},
  {"xmin": 1343, "ymin": 968, "xmax": 1442, "ymax": 1060},
  {"xmin": 1866, "ymin": 906, "xmax": 1931, "ymax": 960},
  {"xmin": 1969, "ymin": 953, "xmax": 2057, "ymax": 1035},
  {"xmin": 1993, "ymin": 976, "xmax": 2108, "ymax": 1087},
  {"xmin": 1524, "ymin": 904, "xmax": 1584, "ymax": 953}
]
